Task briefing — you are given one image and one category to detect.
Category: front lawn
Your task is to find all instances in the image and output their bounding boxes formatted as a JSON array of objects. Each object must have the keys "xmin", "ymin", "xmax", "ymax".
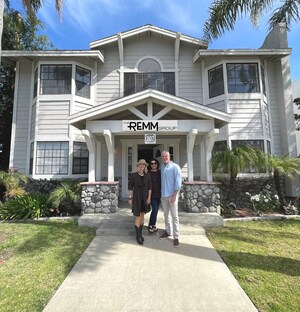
[
  {"xmin": 206, "ymin": 219, "xmax": 300, "ymax": 312},
  {"xmin": 0, "ymin": 220, "xmax": 95, "ymax": 312}
]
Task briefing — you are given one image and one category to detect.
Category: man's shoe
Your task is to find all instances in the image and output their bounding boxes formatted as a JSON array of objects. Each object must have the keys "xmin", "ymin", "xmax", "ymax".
[
  {"xmin": 173, "ymin": 239, "xmax": 179, "ymax": 248},
  {"xmin": 159, "ymin": 231, "xmax": 170, "ymax": 239}
]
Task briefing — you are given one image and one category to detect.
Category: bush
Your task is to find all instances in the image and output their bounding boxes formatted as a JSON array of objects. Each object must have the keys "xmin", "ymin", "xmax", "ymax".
[{"xmin": 0, "ymin": 193, "xmax": 52, "ymax": 220}]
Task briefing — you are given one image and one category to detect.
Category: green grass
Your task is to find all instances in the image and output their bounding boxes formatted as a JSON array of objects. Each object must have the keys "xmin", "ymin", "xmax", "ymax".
[
  {"xmin": 0, "ymin": 220, "xmax": 96, "ymax": 312},
  {"xmin": 206, "ymin": 219, "xmax": 300, "ymax": 312}
]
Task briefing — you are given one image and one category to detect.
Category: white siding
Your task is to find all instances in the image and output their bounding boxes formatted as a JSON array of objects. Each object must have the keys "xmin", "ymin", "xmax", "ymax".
[
  {"xmin": 74, "ymin": 100, "xmax": 93, "ymax": 113},
  {"xmin": 12, "ymin": 62, "xmax": 32, "ymax": 172},
  {"xmin": 124, "ymin": 37, "xmax": 174, "ymax": 69},
  {"xmin": 228, "ymin": 99, "xmax": 263, "ymax": 136},
  {"xmin": 263, "ymin": 100, "xmax": 271, "ymax": 138},
  {"xmin": 96, "ymin": 45, "xmax": 120, "ymax": 105},
  {"xmin": 38, "ymin": 100, "xmax": 70, "ymax": 136},
  {"xmin": 178, "ymin": 44, "xmax": 202, "ymax": 103},
  {"xmin": 267, "ymin": 64, "xmax": 282, "ymax": 154},
  {"xmin": 30, "ymin": 103, "xmax": 36, "ymax": 140}
]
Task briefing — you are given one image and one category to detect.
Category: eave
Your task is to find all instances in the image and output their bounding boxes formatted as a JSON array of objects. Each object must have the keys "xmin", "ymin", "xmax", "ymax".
[{"xmin": 193, "ymin": 48, "xmax": 292, "ymax": 63}]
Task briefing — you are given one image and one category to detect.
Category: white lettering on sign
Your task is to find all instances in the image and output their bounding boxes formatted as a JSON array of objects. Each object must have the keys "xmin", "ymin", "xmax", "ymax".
[
  {"xmin": 145, "ymin": 134, "xmax": 156, "ymax": 144},
  {"xmin": 123, "ymin": 120, "xmax": 178, "ymax": 132}
]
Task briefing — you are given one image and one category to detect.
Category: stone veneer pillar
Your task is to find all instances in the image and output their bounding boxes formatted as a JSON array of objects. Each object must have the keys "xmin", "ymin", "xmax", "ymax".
[
  {"xmin": 183, "ymin": 181, "xmax": 221, "ymax": 214},
  {"xmin": 80, "ymin": 181, "xmax": 119, "ymax": 214}
]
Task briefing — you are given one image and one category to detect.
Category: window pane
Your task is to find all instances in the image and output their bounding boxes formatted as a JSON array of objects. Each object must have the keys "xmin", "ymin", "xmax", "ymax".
[
  {"xmin": 72, "ymin": 142, "xmax": 89, "ymax": 174},
  {"xmin": 75, "ymin": 66, "xmax": 91, "ymax": 99},
  {"xmin": 227, "ymin": 63, "xmax": 260, "ymax": 93},
  {"xmin": 40, "ymin": 65, "xmax": 72, "ymax": 95},
  {"xmin": 36, "ymin": 141, "xmax": 69, "ymax": 175},
  {"xmin": 208, "ymin": 65, "xmax": 224, "ymax": 98}
]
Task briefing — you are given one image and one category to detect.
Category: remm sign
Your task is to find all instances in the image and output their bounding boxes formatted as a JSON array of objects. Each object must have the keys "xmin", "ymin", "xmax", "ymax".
[{"xmin": 122, "ymin": 120, "xmax": 178, "ymax": 132}]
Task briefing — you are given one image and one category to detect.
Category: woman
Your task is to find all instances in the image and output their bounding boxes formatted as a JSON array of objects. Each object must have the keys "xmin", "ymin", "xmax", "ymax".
[
  {"xmin": 128, "ymin": 159, "xmax": 152, "ymax": 245},
  {"xmin": 148, "ymin": 159, "xmax": 161, "ymax": 233}
]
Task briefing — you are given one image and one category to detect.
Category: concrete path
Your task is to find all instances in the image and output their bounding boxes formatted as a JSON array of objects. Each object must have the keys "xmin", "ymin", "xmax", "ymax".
[{"xmin": 43, "ymin": 207, "xmax": 258, "ymax": 312}]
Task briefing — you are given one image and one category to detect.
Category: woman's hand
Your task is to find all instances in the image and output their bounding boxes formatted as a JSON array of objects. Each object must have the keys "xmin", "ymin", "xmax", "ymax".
[
  {"xmin": 146, "ymin": 197, "xmax": 151, "ymax": 205},
  {"xmin": 128, "ymin": 198, "xmax": 132, "ymax": 206}
]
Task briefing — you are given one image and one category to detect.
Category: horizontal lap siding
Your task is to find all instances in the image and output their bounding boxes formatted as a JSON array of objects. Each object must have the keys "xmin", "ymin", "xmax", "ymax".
[
  {"xmin": 229, "ymin": 100, "xmax": 263, "ymax": 135},
  {"xmin": 207, "ymin": 101, "xmax": 227, "ymax": 135},
  {"xmin": 97, "ymin": 46, "xmax": 120, "ymax": 105},
  {"xmin": 124, "ymin": 37, "xmax": 174, "ymax": 69},
  {"xmin": 267, "ymin": 64, "xmax": 282, "ymax": 154},
  {"xmin": 263, "ymin": 100, "xmax": 271, "ymax": 138},
  {"xmin": 38, "ymin": 100, "xmax": 70, "ymax": 136},
  {"xmin": 30, "ymin": 103, "xmax": 36, "ymax": 140},
  {"xmin": 13, "ymin": 62, "xmax": 32, "ymax": 172},
  {"xmin": 178, "ymin": 45, "xmax": 202, "ymax": 103}
]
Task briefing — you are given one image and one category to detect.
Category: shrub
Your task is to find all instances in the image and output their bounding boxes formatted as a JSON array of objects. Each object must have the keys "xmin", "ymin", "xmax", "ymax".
[
  {"xmin": 0, "ymin": 193, "xmax": 52, "ymax": 220},
  {"xmin": 246, "ymin": 184, "xmax": 280, "ymax": 213}
]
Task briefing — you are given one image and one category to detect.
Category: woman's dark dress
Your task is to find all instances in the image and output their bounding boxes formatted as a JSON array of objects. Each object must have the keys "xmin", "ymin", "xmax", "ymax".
[{"xmin": 128, "ymin": 172, "xmax": 152, "ymax": 216}]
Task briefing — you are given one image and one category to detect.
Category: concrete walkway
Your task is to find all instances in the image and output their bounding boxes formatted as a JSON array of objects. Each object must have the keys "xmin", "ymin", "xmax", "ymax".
[{"xmin": 43, "ymin": 206, "xmax": 258, "ymax": 312}]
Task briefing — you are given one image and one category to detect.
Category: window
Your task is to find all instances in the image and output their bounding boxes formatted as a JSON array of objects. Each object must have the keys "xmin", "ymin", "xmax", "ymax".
[
  {"xmin": 33, "ymin": 68, "xmax": 38, "ymax": 98},
  {"xmin": 36, "ymin": 142, "xmax": 68, "ymax": 175},
  {"xmin": 261, "ymin": 65, "xmax": 266, "ymax": 95},
  {"xmin": 75, "ymin": 66, "xmax": 91, "ymax": 99},
  {"xmin": 40, "ymin": 65, "xmax": 72, "ymax": 95},
  {"xmin": 212, "ymin": 141, "xmax": 227, "ymax": 154},
  {"xmin": 29, "ymin": 142, "xmax": 34, "ymax": 174},
  {"xmin": 208, "ymin": 65, "xmax": 224, "ymax": 98},
  {"xmin": 72, "ymin": 142, "xmax": 88, "ymax": 174},
  {"xmin": 227, "ymin": 63, "xmax": 260, "ymax": 93},
  {"xmin": 124, "ymin": 72, "xmax": 175, "ymax": 96}
]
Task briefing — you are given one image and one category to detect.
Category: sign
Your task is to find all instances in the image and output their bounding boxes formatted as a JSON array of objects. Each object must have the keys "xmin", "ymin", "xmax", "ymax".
[
  {"xmin": 122, "ymin": 120, "xmax": 178, "ymax": 132},
  {"xmin": 145, "ymin": 133, "xmax": 156, "ymax": 144}
]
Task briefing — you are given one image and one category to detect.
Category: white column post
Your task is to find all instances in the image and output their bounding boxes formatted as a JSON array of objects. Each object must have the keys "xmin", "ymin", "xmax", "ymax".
[
  {"xmin": 103, "ymin": 129, "xmax": 114, "ymax": 182},
  {"xmin": 82, "ymin": 130, "xmax": 96, "ymax": 182},
  {"xmin": 187, "ymin": 129, "xmax": 198, "ymax": 182},
  {"xmin": 205, "ymin": 129, "xmax": 219, "ymax": 181}
]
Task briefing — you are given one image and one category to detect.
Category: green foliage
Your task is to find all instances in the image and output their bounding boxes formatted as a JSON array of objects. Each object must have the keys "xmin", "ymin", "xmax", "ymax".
[
  {"xmin": 0, "ymin": 193, "xmax": 52, "ymax": 220},
  {"xmin": 203, "ymin": 0, "xmax": 300, "ymax": 41},
  {"xmin": 0, "ymin": 170, "xmax": 28, "ymax": 199},
  {"xmin": 246, "ymin": 185, "xmax": 280, "ymax": 213},
  {"xmin": 48, "ymin": 179, "xmax": 82, "ymax": 215}
]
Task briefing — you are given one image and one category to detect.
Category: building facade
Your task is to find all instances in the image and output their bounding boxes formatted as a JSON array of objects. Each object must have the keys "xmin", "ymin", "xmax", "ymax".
[{"xmin": 2, "ymin": 23, "xmax": 298, "ymax": 204}]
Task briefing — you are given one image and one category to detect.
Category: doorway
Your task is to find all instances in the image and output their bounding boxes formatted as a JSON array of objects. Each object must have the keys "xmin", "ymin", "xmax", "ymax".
[{"xmin": 138, "ymin": 144, "xmax": 162, "ymax": 168}]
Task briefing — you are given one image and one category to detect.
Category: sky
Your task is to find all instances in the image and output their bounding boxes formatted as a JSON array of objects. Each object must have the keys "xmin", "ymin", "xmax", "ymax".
[{"xmin": 7, "ymin": 0, "xmax": 300, "ymax": 81}]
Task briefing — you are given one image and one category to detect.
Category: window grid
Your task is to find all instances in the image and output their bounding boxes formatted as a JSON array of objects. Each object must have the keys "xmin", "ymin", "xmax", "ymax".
[
  {"xmin": 40, "ymin": 65, "xmax": 72, "ymax": 95},
  {"xmin": 227, "ymin": 63, "xmax": 260, "ymax": 93},
  {"xmin": 75, "ymin": 66, "xmax": 91, "ymax": 99},
  {"xmin": 208, "ymin": 65, "xmax": 224, "ymax": 98},
  {"xmin": 36, "ymin": 142, "xmax": 69, "ymax": 175},
  {"xmin": 72, "ymin": 142, "xmax": 89, "ymax": 174}
]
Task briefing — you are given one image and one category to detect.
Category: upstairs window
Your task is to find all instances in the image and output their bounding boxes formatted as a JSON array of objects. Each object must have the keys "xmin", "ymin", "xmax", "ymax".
[
  {"xmin": 227, "ymin": 63, "xmax": 260, "ymax": 93},
  {"xmin": 208, "ymin": 65, "xmax": 224, "ymax": 98},
  {"xmin": 40, "ymin": 65, "xmax": 72, "ymax": 95},
  {"xmin": 33, "ymin": 68, "xmax": 38, "ymax": 98},
  {"xmin": 75, "ymin": 66, "xmax": 91, "ymax": 99},
  {"xmin": 124, "ymin": 72, "xmax": 175, "ymax": 96}
]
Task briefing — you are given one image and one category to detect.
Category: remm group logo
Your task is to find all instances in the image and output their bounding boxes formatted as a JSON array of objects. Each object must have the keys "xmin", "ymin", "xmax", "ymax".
[{"xmin": 123, "ymin": 120, "xmax": 178, "ymax": 132}]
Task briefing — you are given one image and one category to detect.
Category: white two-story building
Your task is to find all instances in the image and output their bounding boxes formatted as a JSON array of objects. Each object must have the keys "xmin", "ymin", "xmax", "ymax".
[{"xmin": 2, "ymin": 23, "xmax": 298, "ymax": 206}]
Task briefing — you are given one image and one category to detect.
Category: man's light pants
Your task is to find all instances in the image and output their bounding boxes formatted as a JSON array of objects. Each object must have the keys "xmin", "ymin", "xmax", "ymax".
[{"xmin": 161, "ymin": 196, "xmax": 180, "ymax": 239}]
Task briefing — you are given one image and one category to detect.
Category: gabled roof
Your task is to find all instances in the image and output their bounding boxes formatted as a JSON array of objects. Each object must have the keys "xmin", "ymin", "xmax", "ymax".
[
  {"xmin": 90, "ymin": 24, "xmax": 208, "ymax": 49},
  {"xmin": 69, "ymin": 89, "xmax": 231, "ymax": 130}
]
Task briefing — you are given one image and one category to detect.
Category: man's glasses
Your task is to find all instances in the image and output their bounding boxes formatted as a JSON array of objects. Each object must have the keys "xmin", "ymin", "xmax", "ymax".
[{"xmin": 151, "ymin": 162, "xmax": 157, "ymax": 165}]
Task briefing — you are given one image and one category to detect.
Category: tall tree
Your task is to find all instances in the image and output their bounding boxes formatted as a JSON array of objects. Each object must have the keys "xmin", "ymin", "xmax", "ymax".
[
  {"xmin": 203, "ymin": 0, "xmax": 300, "ymax": 41},
  {"xmin": 0, "ymin": 0, "xmax": 63, "ymax": 60},
  {"xmin": 0, "ymin": 6, "xmax": 54, "ymax": 170}
]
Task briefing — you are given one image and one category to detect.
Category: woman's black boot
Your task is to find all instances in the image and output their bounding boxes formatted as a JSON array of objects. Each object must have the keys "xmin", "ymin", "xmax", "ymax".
[
  {"xmin": 140, "ymin": 224, "xmax": 144, "ymax": 242},
  {"xmin": 135, "ymin": 226, "xmax": 143, "ymax": 245}
]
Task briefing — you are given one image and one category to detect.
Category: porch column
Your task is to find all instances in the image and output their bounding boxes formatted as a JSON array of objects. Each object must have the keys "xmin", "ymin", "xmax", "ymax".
[
  {"xmin": 205, "ymin": 129, "xmax": 219, "ymax": 181},
  {"xmin": 82, "ymin": 130, "xmax": 96, "ymax": 182},
  {"xmin": 103, "ymin": 129, "xmax": 115, "ymax": 182},
  {"xmin": 187, "ymin": 129, "xmax": 198, "ymax": 182}
]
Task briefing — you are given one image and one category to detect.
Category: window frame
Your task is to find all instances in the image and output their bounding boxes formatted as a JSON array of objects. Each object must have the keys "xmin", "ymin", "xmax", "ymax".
[
  {"xmin": 75, "ymin": 65, "xmax": 91, "ymax": 99},
  {"xmin": 72, "ymin": 142, "xmax": 89, "ymax": 174},
  {"xmin": 208, "ymin": 64, "xmax": 224, "ymax": 98}
]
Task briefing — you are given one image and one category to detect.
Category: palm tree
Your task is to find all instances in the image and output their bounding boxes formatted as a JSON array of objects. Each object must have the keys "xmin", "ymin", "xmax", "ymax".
[
  {"xmin": 1, "ymin": 0, "xmax": 63, "ymax": 61},
  {"xmin": 203, "ymin": 0, "xmax": 300, "ymax": 41},
  {"xmin": 211, "ymin": 144, "xmax": 259, "ymax": 200},
  {"xmin": 48, "ymin": 179, "xmax": 81, "ymax": 215},
  {"xmin": 259, "ymin": 153, "xmax": 300, "ymax": 208}
]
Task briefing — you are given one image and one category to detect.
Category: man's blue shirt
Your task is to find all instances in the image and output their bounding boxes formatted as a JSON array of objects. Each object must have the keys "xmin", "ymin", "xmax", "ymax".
[{"xmin": 161, "ymin": 161, "xmax": 181, "ymax": 197}]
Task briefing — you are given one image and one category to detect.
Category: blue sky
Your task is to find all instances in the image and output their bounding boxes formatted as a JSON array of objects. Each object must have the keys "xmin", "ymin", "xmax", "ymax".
[{"xmin": 8, "ymin": 0, "xmax": 300, "ymax": 81}]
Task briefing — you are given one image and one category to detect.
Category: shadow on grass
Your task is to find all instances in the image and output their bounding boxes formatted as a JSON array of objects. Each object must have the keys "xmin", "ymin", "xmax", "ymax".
[{"xmin": 216, "ymin": 249, "xmax": 300, "ymax": 277}]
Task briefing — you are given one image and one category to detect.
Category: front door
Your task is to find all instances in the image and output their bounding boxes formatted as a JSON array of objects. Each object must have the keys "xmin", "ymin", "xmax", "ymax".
[{"xmin": 121, "ymin": 139, "xmax": 180, "ymax": 198}]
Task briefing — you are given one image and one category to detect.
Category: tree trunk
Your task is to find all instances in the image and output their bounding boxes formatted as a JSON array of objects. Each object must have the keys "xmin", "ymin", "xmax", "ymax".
[{"xmin": 273, "ymin": 170, "xmax": 288, "ymax": 208}]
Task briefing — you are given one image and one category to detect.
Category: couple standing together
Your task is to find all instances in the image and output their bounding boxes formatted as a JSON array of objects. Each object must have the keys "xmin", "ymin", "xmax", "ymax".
[{"xmin": 128, "ymin": 151, "xmax": 181, "ymax": 248}]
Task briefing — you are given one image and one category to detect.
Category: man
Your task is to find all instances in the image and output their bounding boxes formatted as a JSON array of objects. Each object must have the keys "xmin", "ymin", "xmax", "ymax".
[{"xmin": 159, "ymin": 150, "xmax": 181, "ymax": 248}]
